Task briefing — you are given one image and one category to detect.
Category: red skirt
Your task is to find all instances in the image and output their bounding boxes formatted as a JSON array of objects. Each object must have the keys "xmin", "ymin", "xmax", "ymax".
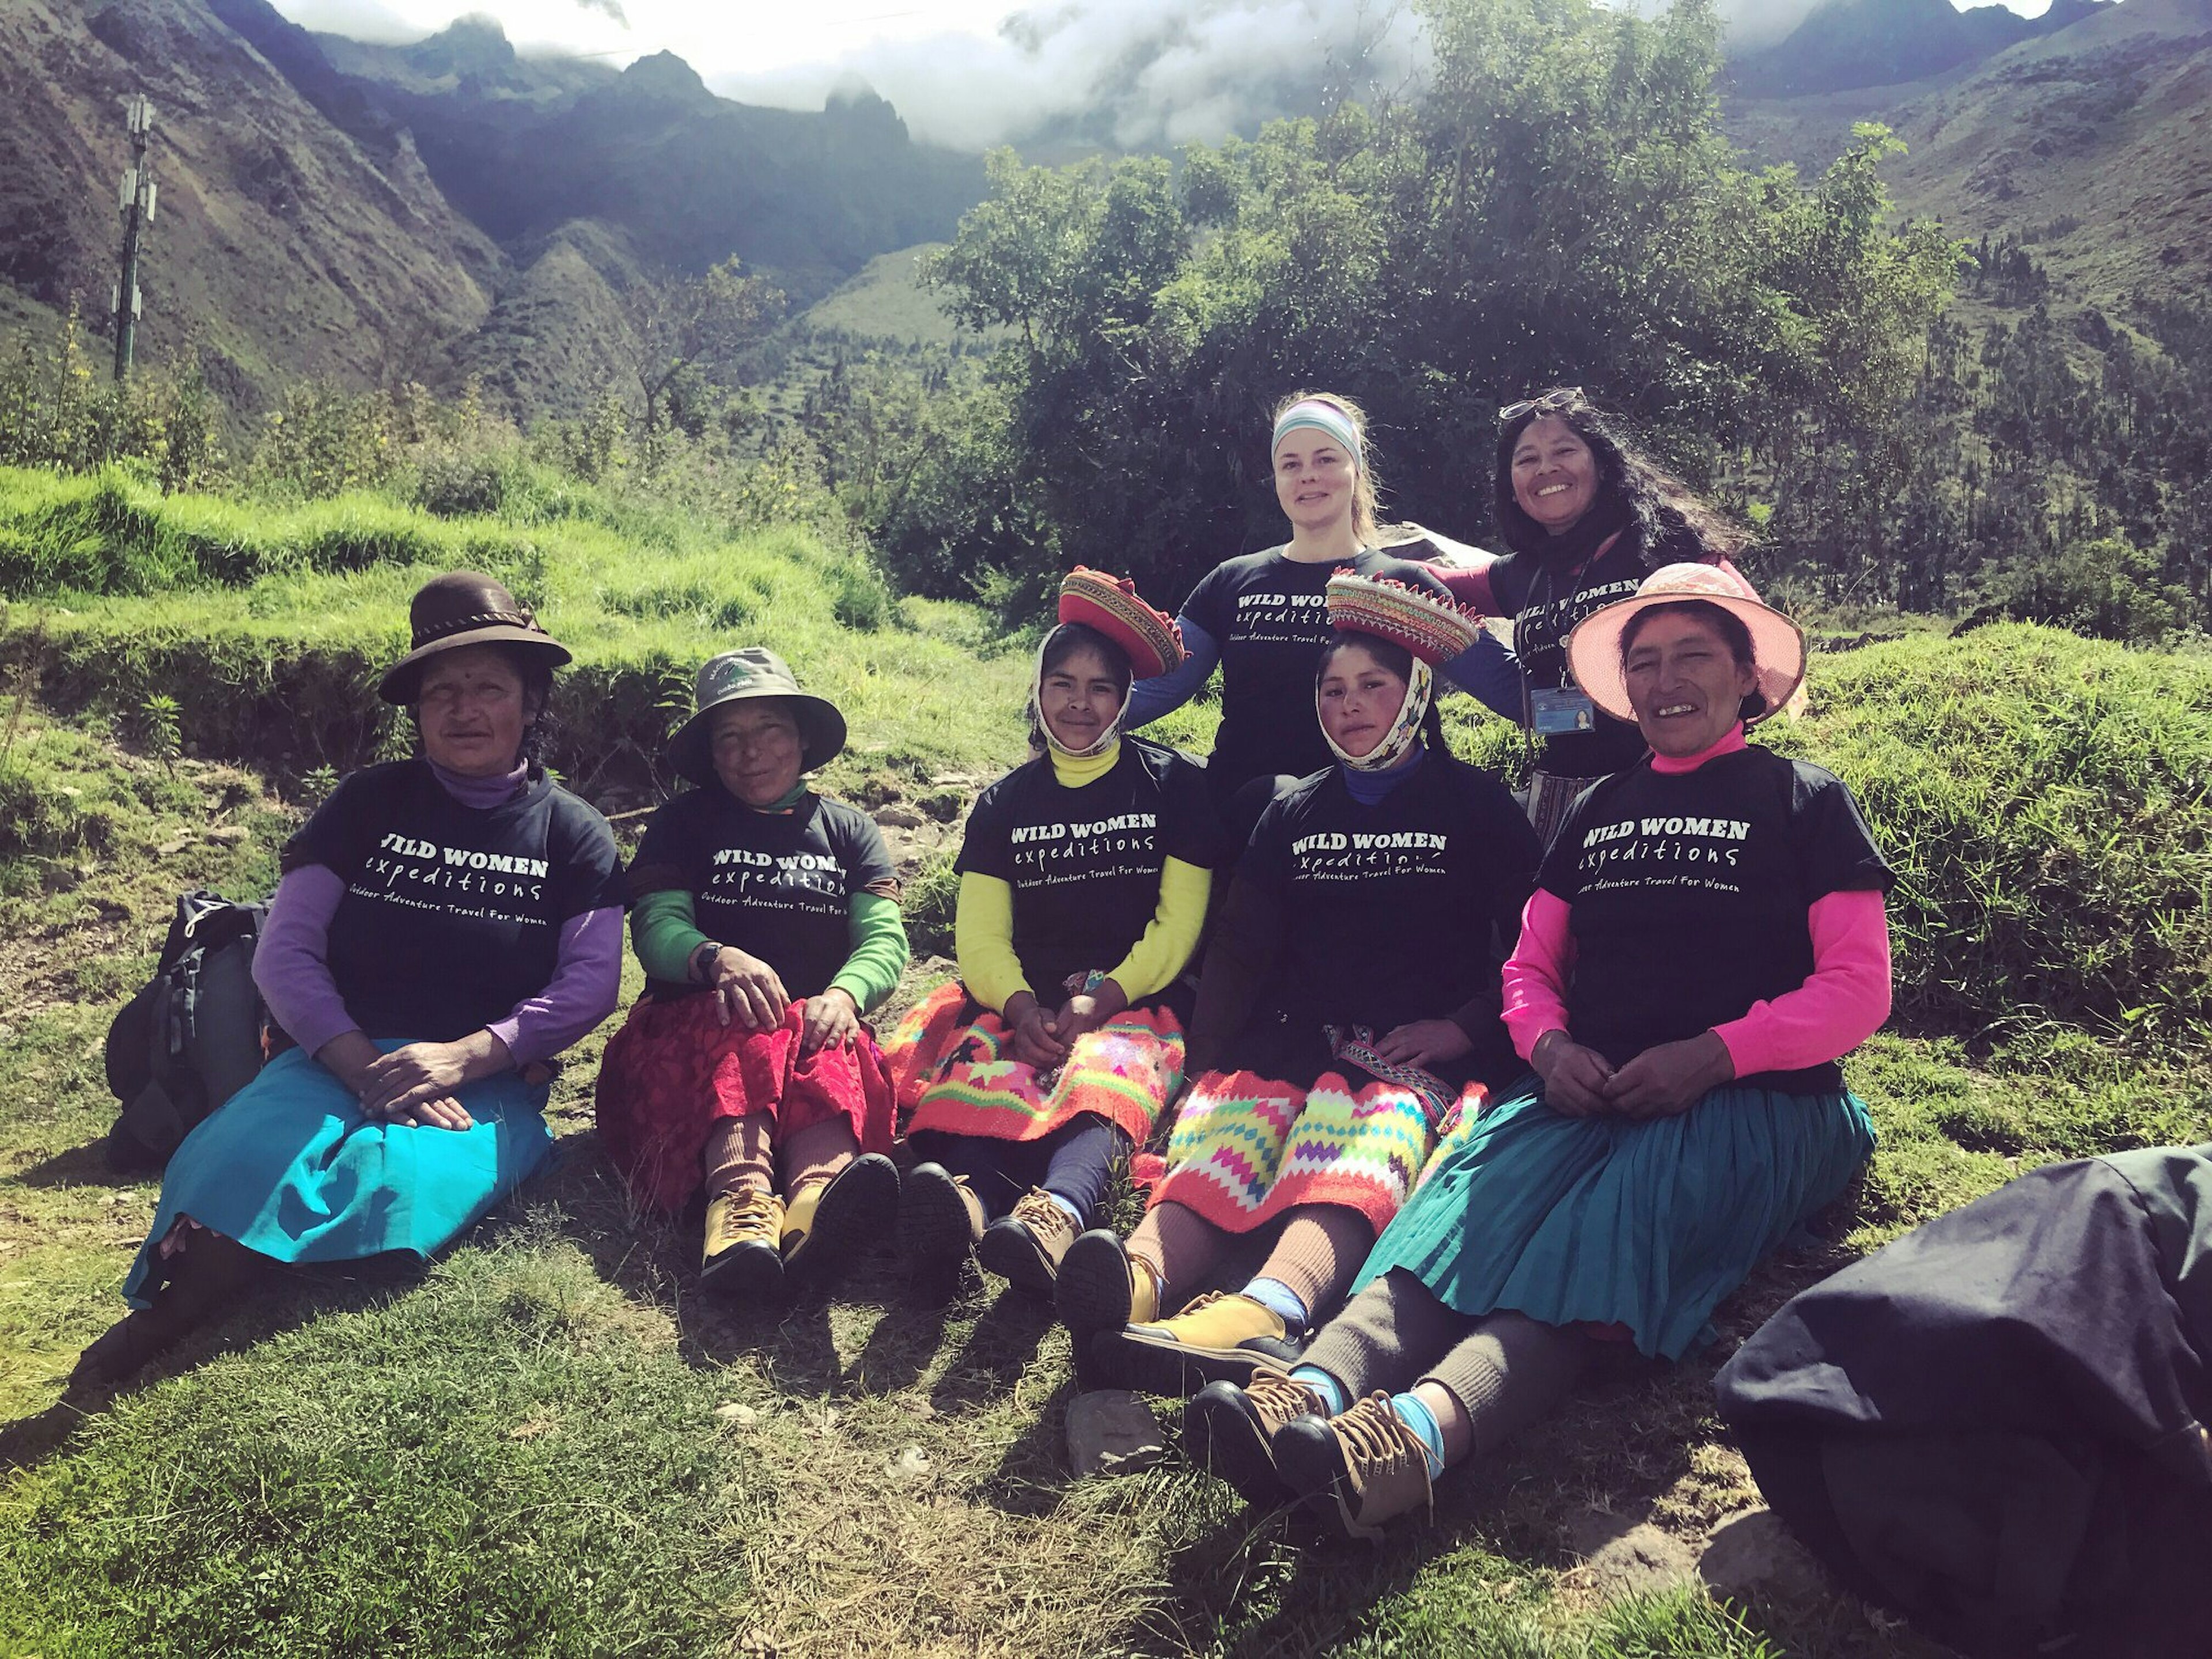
[{"xmin": 594, "ymin": 994, "xmax": 896, "ymax": 1214}]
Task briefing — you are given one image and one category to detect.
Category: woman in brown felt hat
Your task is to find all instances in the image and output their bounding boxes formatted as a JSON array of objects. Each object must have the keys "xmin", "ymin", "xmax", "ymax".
[
  {"xmin": 75, "ymin": 572, "xmax": 627, "ymax": 1385},
  {"xmin": 593, "ymin": 647, "xmax": 909, "ymax": 1301}
]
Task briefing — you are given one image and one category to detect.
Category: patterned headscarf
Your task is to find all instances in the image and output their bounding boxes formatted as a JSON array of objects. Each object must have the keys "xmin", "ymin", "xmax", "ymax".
[
  {"xmin": 1318, "ymin": 646, "xmax": 1433, "ymax": 774},
  {"xmin": 1272, "ymin": 399, "xmax": 1363, "ymax": 470}
]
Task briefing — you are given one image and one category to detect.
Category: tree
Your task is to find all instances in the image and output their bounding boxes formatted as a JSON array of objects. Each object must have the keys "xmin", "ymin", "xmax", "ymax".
[{"xmin": 622, "ymin": 258, "xmax": 782, "ymax": 440}]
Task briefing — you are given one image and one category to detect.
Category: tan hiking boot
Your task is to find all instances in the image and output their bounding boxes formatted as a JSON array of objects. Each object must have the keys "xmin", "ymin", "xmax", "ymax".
[
  {"xmin": 1183, "ymin": 1370, "xmax": 1332, "ymax": 1508},
  {"xmin": 702, "ymin": 1190, "xmax": 784, "ymax": 1298},
  {"xmin": 783, "ymin": 1152, "xmax": 900, "ymax": 1279},
  {"xmin": 1273, "ymin": 1391, "xmax": 1436, "ymax": 1541},
  {"xmin": 975, "ymin": 1187, "xmax": 1081, "ymax": 1293}
]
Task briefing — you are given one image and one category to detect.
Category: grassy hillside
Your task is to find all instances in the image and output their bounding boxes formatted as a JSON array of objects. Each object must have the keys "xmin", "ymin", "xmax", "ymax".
[{"xmin": 0, "ymin": 467, "xmax": 2207, "ymax": 1656}]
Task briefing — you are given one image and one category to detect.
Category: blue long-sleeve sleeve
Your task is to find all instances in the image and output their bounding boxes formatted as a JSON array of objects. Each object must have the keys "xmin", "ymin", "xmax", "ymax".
[
  {"xmin": 1440, "ymin": 628, "xmax": 1524, "ymax": 721},
  {"xmin": 1125, "ymin": 615, "xmax": 1221, "ymax": 728}
]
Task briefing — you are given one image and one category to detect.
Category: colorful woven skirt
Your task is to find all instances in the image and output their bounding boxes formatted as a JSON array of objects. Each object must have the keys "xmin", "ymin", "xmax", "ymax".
[
  {"xmin": 1359, "ymin": 1077, "xmax": 1876, "ymax": 1361},
  {"xmin": 1146, "ymin": 1030, "xmax": 1484, "ymax": 1237},
  {"xmin": 884, "ymin": 979, "xmax": 1183, "ymax": 1146},
  {"xmin": 121, "ymin": 1040, "xmax": 552, "ymax": 1309},
  {"xmin": 595, "ymin": 993, "xmax": 896, "ymax": 1213}
]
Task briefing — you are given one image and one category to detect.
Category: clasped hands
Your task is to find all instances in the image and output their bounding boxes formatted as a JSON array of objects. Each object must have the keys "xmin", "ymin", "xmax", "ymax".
[
  {"xmin": 1532, "ymin": 1028, "xmax": 1734, "ymax": 1119},
  {"xmin": 1005, "ymin": 977, "xmax": 1128, "ymax": 1069}
]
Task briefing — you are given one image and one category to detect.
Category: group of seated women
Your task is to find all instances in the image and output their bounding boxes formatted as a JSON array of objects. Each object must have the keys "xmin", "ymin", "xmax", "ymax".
[{"xmin": 73, "ymin": 389, "xmax": 1897, "ymax": 1547}]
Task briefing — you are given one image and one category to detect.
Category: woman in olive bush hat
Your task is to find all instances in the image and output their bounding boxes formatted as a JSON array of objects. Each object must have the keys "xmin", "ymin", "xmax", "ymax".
[{"xmin": 594, "ymin": 647, "xmax": 910, "ymax": 1300}]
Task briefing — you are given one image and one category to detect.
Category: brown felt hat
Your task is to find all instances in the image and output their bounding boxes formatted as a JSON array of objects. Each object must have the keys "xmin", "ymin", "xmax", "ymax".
[
  {"xmin": 667, "ymin": 647, "xmax": 847, "ymax": 787},
  {"xmin": 377, "ymin": 571, "xmax": 573, "ymax": 704}
]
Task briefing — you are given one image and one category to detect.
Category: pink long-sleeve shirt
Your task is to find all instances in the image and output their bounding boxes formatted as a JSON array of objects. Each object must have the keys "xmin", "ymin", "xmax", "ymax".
[{"xmin": 1501, "ymin": 727, "xmax": 1893, "ymax": 1077}]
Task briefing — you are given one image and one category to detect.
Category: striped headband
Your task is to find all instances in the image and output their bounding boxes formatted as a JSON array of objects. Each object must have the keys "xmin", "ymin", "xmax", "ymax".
[{"xmin": 1272, "ymin": 399, "xmax": 1362, "ymax": 468}]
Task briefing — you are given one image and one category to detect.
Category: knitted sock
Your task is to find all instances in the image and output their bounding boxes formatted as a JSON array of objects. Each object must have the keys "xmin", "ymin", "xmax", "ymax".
[
  {"xmin": 778, "ymin": 1116, "xmax": 859, "ymax": 1198},
  {"xmin": 1289, "ymin": 1365, "xmax": 1349, "ymax": 1416},
  {"xmin": 1240, "ymin": 1275, "xmax": 1309, "ymax": 1331},
  {"xmin": 1390, "ymin": 1391, "xmax": 1447, "ymax": 1478},
  {"xmin": 1248, "ymin": 1205, "xmax": 1373, "ymax": 1324},
  {"xmin": 703, "ymin": 1115, "xmax": 774, "ymax": 1199},
  {"xmin": 1125, "ymin": 1199, "xmax": 1222, "ymax": 1307}
]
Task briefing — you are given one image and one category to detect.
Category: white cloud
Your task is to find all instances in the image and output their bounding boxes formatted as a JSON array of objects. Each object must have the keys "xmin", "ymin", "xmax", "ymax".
[{"xmin": 272, "ymin": 0, "xmax": 2070, "ymax": 147}]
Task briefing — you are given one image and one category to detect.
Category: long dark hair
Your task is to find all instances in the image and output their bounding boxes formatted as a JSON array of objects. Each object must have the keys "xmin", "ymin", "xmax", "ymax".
[
  {"xmin": 1316, "ymin": 632, "xmax": 1447, "ymax": 752},
  {"xmin": 1493, "ymin": 390, "xmax": 1748, "ymax": 568}
]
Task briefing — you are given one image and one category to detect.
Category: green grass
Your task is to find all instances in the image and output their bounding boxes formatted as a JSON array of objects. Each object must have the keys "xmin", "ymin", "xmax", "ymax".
[{"xmin": 1, "ymin": 471, "xmax": 2207, "ymax": 1655}]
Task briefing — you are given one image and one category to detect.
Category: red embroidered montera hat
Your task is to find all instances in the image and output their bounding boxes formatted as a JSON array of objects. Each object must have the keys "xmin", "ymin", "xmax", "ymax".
[
  {"xmin": 1057, "ymin": 568, "xmax": 1184, "ymax": 680},
  {"xmin": 1324, "ymin": 570, "xmax": 1485, "ymax": 665}
]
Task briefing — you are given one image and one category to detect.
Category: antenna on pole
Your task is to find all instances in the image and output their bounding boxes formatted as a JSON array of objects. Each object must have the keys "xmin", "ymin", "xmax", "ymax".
[{"xmin": 112, "ymin": 94, "xmax": 156, "ymax": 383}]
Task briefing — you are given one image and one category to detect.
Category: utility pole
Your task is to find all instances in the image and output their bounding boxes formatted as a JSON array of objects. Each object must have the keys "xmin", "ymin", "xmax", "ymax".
[{"xmin": 111, "ymin": 94, "xmax": 156, "ymax": 382}]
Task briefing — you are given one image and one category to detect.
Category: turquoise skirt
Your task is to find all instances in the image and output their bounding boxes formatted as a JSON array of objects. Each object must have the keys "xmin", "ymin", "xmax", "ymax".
[
  {"xmin": 1358, "ymin": 1076, "xmax": 1874, "ymax": 1361},
  {"xmin": 122, "ymin": 1041, "xmax": 553, "ymax": 1308}
]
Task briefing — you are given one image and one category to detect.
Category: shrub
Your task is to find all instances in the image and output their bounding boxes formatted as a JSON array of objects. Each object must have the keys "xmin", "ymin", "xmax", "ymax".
[{"xmin": 1772, "ymin": 624, "xmax": 2212, "ymax": 1048}]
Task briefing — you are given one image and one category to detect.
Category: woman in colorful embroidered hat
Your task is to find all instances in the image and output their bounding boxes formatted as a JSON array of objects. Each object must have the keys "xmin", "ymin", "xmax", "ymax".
[
  {"xmin": 1438, "ymin": 388, "xmax": 1762, "ymax": 842},
  {"xmin": 882, "ymin": 570, "xmax": 1222, "ymax": 1294},
  {"xmin": 74, "ymin": 571, "xmax": 627, "ymax": 1385},
  {"xmin": 1182, "ymin": 570, "xmax": 1889, "ymax": 1543},
  {"xmin": 1060, "ymin": 572, "xmax": 1541, "ymax": 1402},
  {"xmin": 1122, "ymin": 392, "xmax": 1518, "ymax": 840},
  {"xmin": 593, "ymin": 647, "xmax": 908, "ymax": 1300}
]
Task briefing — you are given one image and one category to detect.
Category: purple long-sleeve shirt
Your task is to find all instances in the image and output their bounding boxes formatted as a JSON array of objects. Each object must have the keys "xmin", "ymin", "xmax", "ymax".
[{"xmin": 252, "ymin": 759, "xmax": 624, "ymax": 1066}]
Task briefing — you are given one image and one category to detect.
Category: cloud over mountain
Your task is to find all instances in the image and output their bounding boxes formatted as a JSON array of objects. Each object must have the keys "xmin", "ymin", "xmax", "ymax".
[{"xmin": 714, "ymin": 0, "xmax": 1432, "ymax": 152}]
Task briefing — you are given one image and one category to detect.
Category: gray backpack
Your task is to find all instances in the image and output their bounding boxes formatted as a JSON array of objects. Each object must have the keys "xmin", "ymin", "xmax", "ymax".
[{"xmin": 103, "ymin": 890, "xmax": 271, "ymax": 1171}]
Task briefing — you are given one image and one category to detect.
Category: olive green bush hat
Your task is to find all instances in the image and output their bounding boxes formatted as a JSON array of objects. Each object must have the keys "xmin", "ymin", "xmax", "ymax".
[{"xmin": 668, "ymin": 647, "xmax": 847, "ymax": 787}]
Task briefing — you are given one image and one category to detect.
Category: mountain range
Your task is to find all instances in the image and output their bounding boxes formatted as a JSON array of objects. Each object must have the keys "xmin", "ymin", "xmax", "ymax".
[
  {"xmin": 0, "ymin": 0, "xmax": 980, "ymax": 416},
  {"xmin": 3, "ymin": 0, "xmax": 2207, "ymax": 422}
]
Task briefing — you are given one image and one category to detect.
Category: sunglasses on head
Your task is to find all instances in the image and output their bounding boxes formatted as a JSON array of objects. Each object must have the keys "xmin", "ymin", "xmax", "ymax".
[{"xmin": 1498, "ymin": 387, "xmax": 1585, "ymax": 422}]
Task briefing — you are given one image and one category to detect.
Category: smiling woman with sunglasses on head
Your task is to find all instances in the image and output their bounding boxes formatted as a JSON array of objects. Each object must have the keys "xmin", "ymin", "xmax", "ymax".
[{"xmin": 1440, "ymin": 389, "xmax": 1758, "ymax": 841}]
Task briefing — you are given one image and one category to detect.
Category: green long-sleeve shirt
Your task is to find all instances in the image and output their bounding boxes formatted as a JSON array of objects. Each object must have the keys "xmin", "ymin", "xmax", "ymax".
[{"xmin": 630, "ymin": 887, "xmax": 908, "ymax": 1012}]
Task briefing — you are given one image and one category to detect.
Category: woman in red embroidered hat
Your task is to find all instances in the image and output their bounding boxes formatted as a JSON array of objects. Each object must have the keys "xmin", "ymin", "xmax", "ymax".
[
  {"xmin": 1059, "ymin": 572, "xmax": 1541, "ymax": 1399},
  {"xmin": 75, "ymin": 572, "xmax": 627, "ymax": 1385},
  {"xmin": 1123, "ymin": 392, "xmax": 1519, "ymax": 842},
  {"xmin": 1182, "ymin": 567, "xmax": 1891, "ymax": 1543},
  {"xmin": 882, "ymin": 570, "xmax": 1224, "ymax": 1294},
  {"xmin": 593, "ymin": 648, "xmax": 908, "ymax": 1302}
]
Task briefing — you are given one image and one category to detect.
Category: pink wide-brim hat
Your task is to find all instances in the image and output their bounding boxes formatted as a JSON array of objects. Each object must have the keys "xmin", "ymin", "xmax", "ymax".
[{"xmin": 1565, "ymin": 562, "xmax": 1808, "ymax": 725}]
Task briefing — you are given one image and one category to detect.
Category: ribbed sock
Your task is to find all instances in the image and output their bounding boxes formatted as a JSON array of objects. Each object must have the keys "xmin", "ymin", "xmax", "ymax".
[
  {"xmin": 1240, "ymin": 1275, "xmax": 1309, "ymax": 1331},
  {"xmin": 1248, "ymin": 1205, "xmax": 1372, "ymax": 1324},
  {"xmin": 1390, "ymin": 1391, "xmax": 1446, "ymax": 1478},
  {"xmin": 1289, "ymin": 1365, "xmax": 1348, "ymax": 1416}
]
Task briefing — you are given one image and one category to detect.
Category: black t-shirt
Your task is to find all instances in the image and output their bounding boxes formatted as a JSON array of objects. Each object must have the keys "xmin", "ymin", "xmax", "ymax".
[
  {"xmin": 1537, "ymin": 745, "xmax": 1894, "ymax": 1093},
  {"xmin": 1181, "ymin": 547, "xmax": 1453, "ymax": 797},
  {"xmin": 282, "ymin": 759, "xmax": 626, "ymax": 1042},
  {"xmin": 629, "ymin": 786, "xmax": 896, "ymax": 1002},
  {"xmin": 1486, "ymin": 532, "xmax": 1650, "ymax": 778},
  {"xmin": 956, "ymin": 737, "xmax": 1221, "ymax": 999},
  {"xmin": 1241, "ymin": 753, "xmax": 1540, "ymax": 1055}
]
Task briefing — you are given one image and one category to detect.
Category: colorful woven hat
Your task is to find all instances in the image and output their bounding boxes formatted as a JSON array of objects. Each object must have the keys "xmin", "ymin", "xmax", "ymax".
[
  {"xmin": 1324, "ymin": 570, "xmax": 1484, "ymax": 665},
  {"xmin": 1565, "ymin": 562, "xmax": 1807, "ymax": 725},
  {"xmin": 1058, "ymin": 568, "xmax": 1184, "ymax": 680}
]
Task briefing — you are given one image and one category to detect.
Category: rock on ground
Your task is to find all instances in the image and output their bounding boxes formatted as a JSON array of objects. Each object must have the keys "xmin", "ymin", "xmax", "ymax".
[{"xmin": 1066, "ymin": 1389, "xmax": 1165, "ymax": 1478}]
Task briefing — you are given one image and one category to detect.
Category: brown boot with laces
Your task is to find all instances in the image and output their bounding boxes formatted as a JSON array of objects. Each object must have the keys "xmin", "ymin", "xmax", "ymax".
[
  {"xmin": 1272, "ymin": 1391, "xmax": 1436, "ymax": 1541},
  {"xmin": 701, "ymin": 1190, "xmax": 784, "ymax": 1301},
  {"xmin": 975, "ymin": 1187, "xmax": 1080, "ymax": 1293},
  {"xmin": 1183, "ymin": 1369, "xmax": 1330, "ymax": 1509}
]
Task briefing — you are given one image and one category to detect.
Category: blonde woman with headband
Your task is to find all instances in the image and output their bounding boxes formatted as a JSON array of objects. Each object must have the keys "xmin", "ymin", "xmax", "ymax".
[{"xmin": 1125, "ymin": 393, "xmax": 1520, "ymax": 840}]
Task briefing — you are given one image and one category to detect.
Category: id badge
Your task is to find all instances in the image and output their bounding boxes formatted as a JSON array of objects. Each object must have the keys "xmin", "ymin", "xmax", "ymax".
[{"xmin": 1528, "ymin": 685, "xmax": 1597, "ymax": 736}]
